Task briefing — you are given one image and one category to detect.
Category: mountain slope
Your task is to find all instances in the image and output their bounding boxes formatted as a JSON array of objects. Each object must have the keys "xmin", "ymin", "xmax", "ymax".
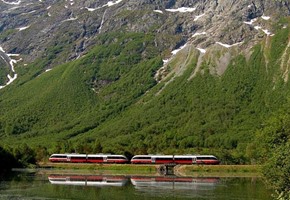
[
  {"xmin": 71, "ymin": 25, "xmax": 290, "ymax": 156},
  {"xmin": 0, "ymin": 0, "xmax": 289, "ymax": 163}
]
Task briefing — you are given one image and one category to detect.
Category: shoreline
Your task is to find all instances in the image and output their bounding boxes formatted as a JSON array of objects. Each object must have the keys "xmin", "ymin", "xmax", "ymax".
[{"xmin": 24, "ymin": 163, "xmax": 263, "ymax": 177}]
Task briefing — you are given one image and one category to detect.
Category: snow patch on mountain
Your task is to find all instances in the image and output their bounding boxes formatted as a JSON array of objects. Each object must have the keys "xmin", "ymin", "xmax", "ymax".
[
  {"xmin": 192, "ymin": 32, "xmax": 207, "ymax": 37},
  {"xmin": 194, "ymin": 13, "xmax": 205, "ymax": 21},
  {"xmin": 166, "ymin": 7, "xmax": 196, "ymax": 13},
  {"xmin": 216, "ymin": 41, "xmax": 243, "ymax": 48},
  {"xmin": 243, "ymin": 18, "xmax": 257, "ymax": 25},
  {"xmin": 196, "ymin": 47, "xmax": 206, "ymax": 53},
  {"xmin": 18, "ymin": 26, "xmax": 30, "ymax": 31},
  {"xmin": 85, "ymin": 0, "xmax": 123, "ymax": 11},
  {"xmin": 171, "ymin": 43, "xmax": 188, "ymax": 55},
  {"xmin": 0, "ymin": 46, "xmax": 20, "ymax": 89},
  {"xmin": 243, "ymin": 16, "xmax": 273, "ymax": 36},
  {"xmin": 254, "ymin": 26, "xmax": 272, "ymax": 36},
  {"xmin": 0, "ymin": 74, "xmax": 17, "ymax": 89},
  {"xmin": 85, "ymin": 7, "xmax": 97, "ymax": 11},
  {"xmin": 63, "ymin": 17, "xmax": 77, "ymax": 22},
  {"xmin": 99, "ymin": 10, "xmax": 107, "ymax": 33},
  {"xmin": 108, "ymin": 0, "xmax": 123, "ymax": 7},
  {"xmin": 0, "ymin": 46, "xmax": 5, "ymax": 52},
  {"xmin": 154, "ymin": 10, "xmax": 163, "ymax": 14},
  {"xmin": 261, "ymin": 15, "xmax": 270, "ymax": 20},
  {"xmin": 1, "ymin": 0, "xmax": 21, "ymax": 5}
]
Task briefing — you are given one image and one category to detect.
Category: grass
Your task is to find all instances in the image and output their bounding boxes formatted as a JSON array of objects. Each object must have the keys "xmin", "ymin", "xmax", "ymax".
[
  {"xmin": 176, "ymin": 165, "xmax": 263, "ymax": 177},
  {"xmin": 38, "ymin": 163, "xmax": 262, "ymax": 177},
  {"xmin": 39, "ymin": 163, "xmax": 157, "ymax": 175}
]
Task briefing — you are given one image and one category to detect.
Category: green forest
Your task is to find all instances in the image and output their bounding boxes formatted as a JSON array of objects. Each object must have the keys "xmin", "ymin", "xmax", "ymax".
[{"xmin": 0, "ymin": 17, "xmax": 289, "ymax": 199}]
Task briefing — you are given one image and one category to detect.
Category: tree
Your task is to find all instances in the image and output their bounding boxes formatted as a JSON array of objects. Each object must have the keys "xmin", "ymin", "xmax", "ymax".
[
  {"xmin": 0, "ymin": 146, "xmax": 19, "ymax": 173},
  {"xmin": 13, "ymin": 144, "xmax": 36, "ymax": 167},
  {"xmin": 263, "ymin": 141, "xmax": 290, "ymax": 200},
  {"xmin": 93, "ymin": 139, "xmax": 103, "ymax": 153},
  {"xmin": 253, "ymin": 109, "xmax": 290, "ymax": 199},
  {"xmin": 35, "ymin": 145, "xmax": 49, "ymax": 163}
]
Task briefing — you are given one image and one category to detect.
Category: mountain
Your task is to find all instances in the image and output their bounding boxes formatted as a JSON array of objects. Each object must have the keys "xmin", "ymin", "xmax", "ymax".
[{"xmin": 0, "ymin": 0, "xmax": 290, "ymax": 162}]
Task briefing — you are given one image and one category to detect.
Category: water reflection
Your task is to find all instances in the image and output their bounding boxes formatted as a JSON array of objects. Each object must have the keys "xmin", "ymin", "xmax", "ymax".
[
  {"xmin": 48, "ymin": 174, "xmax": 129, "ymax": 187},
  {"xmin": 0, "ymin": 171, "xmax": 272, "ymax": 200},
  {"xmin": 48, "ymin": 174, "xmax": 220, "ymax": 198},
  {"xmin": 131, "ymin": 176, "xmax": 220, "ymax": 198},
  {"xmin": 131, "ymin": 176, "xmax": 219, "ymax": 189},
  {"xmin": 48, "ymin": 174, "xmax": 219, "ymax": 188}
]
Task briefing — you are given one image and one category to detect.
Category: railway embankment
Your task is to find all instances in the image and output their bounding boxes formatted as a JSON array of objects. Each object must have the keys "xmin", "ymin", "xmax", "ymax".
[
  {"xmin": 38, "ymin": 163, "xmax": 262, "ymax": 177},
  {"xmin": 174, "ymin": 164, "xmax": 262, "ymax": 177}
]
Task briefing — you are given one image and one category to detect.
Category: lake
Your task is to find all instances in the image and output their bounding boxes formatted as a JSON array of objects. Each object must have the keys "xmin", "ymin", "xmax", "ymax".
[{"xmin": 0, "ymin": 170, "xmax": 273, "ymax": 200}]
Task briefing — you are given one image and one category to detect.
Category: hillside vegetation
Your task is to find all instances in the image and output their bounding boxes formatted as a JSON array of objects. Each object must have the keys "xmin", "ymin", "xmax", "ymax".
[
  {"xmin": 0, "ymin": 12, "xmax": 289, "ymax": 200},
  {"xmin": 0, "ymin": 18, "xmax": 288, "ymax": 161},
  {"xmin": 0, "ymin": 19, "xmax": 288, "ymax": 145}
]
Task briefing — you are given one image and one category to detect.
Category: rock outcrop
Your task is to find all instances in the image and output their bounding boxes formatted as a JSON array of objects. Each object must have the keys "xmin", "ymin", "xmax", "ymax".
[{"xmin": 0, "ymin": 0, "xmax": 289, "ymax": 84}]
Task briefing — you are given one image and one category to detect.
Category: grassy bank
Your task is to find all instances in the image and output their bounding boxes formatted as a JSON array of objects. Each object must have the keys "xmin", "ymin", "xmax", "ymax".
[
  {"xmin": 39, "ymin": 163, "xmax": 157, "ymax": 175},
  {"xmin": 175, "ymin": 165, "xmax": 263, "ymax": 177},
  {"xmin": 39, "ymin": 163, "xmax": 262, "ymax": 176}
]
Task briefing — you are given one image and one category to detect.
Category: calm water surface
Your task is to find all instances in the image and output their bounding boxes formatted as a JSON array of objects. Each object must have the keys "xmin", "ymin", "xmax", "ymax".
[{"xmin": 0, "ymin": 170, "xmax": 273, "ymax": 200}]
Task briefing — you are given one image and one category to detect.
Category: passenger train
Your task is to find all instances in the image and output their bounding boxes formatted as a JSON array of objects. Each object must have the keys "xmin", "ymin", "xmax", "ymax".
[
  {"xmin": 49, "ymin": 154, "xmax": 220, "ymax": 165},
  {"xmin": 130, "ymin": 155, "xmax": 220, "ymax": 165},
  {"xmin": 49, "ymin": 154, "xmax": 128, "ymax": 164}
]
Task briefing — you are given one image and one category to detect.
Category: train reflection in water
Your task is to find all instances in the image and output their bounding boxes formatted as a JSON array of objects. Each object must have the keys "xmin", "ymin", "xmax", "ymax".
[
  {"xmin": 131, "ymin": 176, "xmax": 219, "ymax": 189},
  {"xmin": 48, "ymin": 175, "xmax": 129, "ymax": 187},
  {"xmin": 48, "ymin": 174, "xmax": 220, "ymax": 196},
  {"xmin": 130, "ymin": 176, "xmax": 220, "ymax": 198}
]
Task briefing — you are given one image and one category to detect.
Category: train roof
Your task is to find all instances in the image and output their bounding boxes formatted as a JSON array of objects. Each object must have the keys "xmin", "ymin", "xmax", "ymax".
[
  {"xmin": 50, "ymin": 153, "xmax": 127, "ymax": 157},
  {"xmin": 174, "ymin": 155, "xmax": 217, "ymax": 157},
  {"xmin": 131, "ymin": 155, "xmax": 217, "ymax": 158},
  {"xmin": 87, "ymin": 154, "xmax": 127, "ymax": 157},
  {"xmin": 69, "ymin": 154, "xmax": 87, "ymax": 157},
  {"xmin": 50, "ymin": 153, "xmax": 68, "ymax": 156},
  {"xmin": 132, "ymin": 155, "xmax": 173, "ymax": 158}
]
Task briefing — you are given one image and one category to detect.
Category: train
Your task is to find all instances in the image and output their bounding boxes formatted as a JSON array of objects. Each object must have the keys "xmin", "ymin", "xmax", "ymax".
[
  {"xmin": 130, "ymin": 155, "xmax": 220, "ymax": 165},
  {"xmin": 49, "ymin": 154, "xmax": 128, "ymax": 164},
  {"xmin": 49, "ymin": 154, "xmax": 220, "ymax": 165}
]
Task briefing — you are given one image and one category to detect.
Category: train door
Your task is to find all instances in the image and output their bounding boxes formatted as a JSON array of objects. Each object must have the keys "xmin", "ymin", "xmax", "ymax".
[
  {"xmin": 104, "ymin": 156, "xmax": 108, "ymax": 163},
  {"xmin": 192, "ymin": 157, "xmax": 196, "ymax": 164},
  {"xmin": 67, "ymin": 156, "xmax": 71, "ymax": 162},
  {"xmin": 151, "ymin": 157, "xmax": 156, "ymax": 164}
]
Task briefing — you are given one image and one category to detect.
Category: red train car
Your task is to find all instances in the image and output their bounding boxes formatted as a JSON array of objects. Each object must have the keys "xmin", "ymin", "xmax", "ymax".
[
  {"xmin": 130, "ymin": 155, "xmax": 173, "ymax": 164},
  {"xmin": 130, "ymin": 155, "xmax": 219, "ymax": 165},
  {"xmin": 49, "ymin": 154, "xmax": 128, "ymax": 164},
  {"xmin": 174, "ymin": 155, "xmax": 220, "ymax": 165}
]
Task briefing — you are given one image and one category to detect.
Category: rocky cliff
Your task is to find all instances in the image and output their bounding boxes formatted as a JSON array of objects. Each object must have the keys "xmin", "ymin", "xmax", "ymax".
[
  {"xmin": 0, "ymin": 0, "xmax": 289, "ymax": 154},
  {"xmin": 0, "ymin": 0, "xmax": 289, "ymax": 76}
]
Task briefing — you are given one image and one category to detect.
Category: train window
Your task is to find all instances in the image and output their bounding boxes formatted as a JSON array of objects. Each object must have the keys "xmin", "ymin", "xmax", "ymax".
[
  {"xmin": 155, "ymin": 157, "xmax": 173, "ymax": 160},
  {"xmin": 175, "ymin": 157, "xmax": 192, "ymax": 161},
  {"xmin": 133, "ymin": 156, "xmax": 151, "ymax": 160},
  {"xmin": 107, "ymin": 156, "xmax": 126, "ymax": 160},
  {"xmin": 71, "ymin": 156, "xmax": 86, "ymax": 159},
  {"xmin": 51, "ymin": 155, "xmax": 67, "ymax": 158},
  {"xmin": 88, "ymin": 157, "xmax": 103, "ymax": 160},
  {"xmin": 197, "ymin": 157, "xmax": 217, "ymax": 160}
]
